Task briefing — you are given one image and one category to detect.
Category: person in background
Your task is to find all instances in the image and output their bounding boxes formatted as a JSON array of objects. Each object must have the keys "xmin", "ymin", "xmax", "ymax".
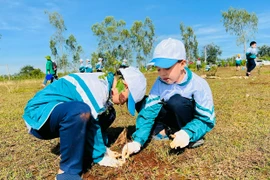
[
  {"xmin": 42, "ymin": 55, "xmax": 55, "ymax": 87},
  {"xmin": 79, "ymin": 59, "xmax": 85, "ymax": 73},
  {"xmin": 85, "ymin": 59, "xmax": 93, "ymax": 73},
  {"xmin": 96, "ymin": 58, "xmax": 104, "ymax": 72},
  {"xmin": 246, "ymin": 41, "xmax": 257, "ymax": 76},
  {"xmin": 52, "ymin": 60, "xmax": 58, "ymax": 80},
  {"xmin": 122, "ymin": 38, "xmax": 216, "ymax": 158},
  {"xmin": 23, "ymin": 66, "xmax": 146, "ymax": 180},
  {"xmin": 196, "ymin": 58, "xmax": 202, "ymax": 71},
  {"xmin": 120, "ymin": 58, "xmax": 129, "ymax": 68},
  {"xmin": 235, "ymin": 54, "xmax": 242, "ymax": 71}
]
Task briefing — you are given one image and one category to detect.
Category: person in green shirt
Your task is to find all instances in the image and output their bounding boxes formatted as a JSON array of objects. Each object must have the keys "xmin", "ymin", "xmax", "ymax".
[{"xmin": 42, "ymin": 55, "xmax": 55, "ymax": 87}]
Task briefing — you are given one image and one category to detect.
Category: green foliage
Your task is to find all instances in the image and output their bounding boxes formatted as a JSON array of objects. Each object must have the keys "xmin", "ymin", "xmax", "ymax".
[
  {"xmin": 45, "ymin": 11, "xmax": 83, "ymax": 73},
  {"xmin": 187, "ymin": 62, "xmax": 196, "ymax": 70},
  {"xmin": 92, "ymin": 16, "xmax": 130, "ymax": 68},
  {"xmin": 130, "ymin": 17, "xmax": 155, "ymax": 67},
  {"xmin": 116, "ymin": 78, "xmax": 125, "ymax": 93},
  {"xmin": 91, "ymin": 16, "xmax": 155, "ymax": 70},
  {"xmin": 180, "ymin": 22, "xmax": 198, "ymax": 62},
  {"xmin": 16, "ymin": 65, "xmax": 44, "ymax": 79},
  {"xmin": 49, "ymin": 40, "xmax": 57, "ymax": 59},
  {"xmin": 203, "ymin": 43, "xmax": 222, "ymax": 64},
  {"xmin": 257, "ymin": 45, "xmax": 270, "ymax": 58},
  {"xmin": 66, "ymin": 34, "xmax": 84, "ymax": 71},
  {"xmin": 221, "ymin": 7, "xmax": 258, "ymax": 53}
]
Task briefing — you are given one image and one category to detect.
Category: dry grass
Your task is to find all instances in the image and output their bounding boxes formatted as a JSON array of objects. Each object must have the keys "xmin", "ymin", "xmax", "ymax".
[{"xmin": 0, "ymin": 67, "xmax": 270, "ymax": 180}]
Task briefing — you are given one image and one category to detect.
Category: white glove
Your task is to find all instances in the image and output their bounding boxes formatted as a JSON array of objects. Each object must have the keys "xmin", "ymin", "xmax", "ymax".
[
  {"xmin": 122, "ymin": 141, "xmax": 141, "ymax": 159},
  {"xmin": 170, "ymin": 130, "xmax": 190, "ymax": 149},
  {"xmin": 106, "ymin": 147, "xmax": 121, "ymax": 159},
  {"xmin": 97, "ymin": 155, "xmax": 123, "ymax": 167}
]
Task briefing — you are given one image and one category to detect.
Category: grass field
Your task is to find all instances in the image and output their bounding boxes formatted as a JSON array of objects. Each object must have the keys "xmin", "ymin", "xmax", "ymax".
[{"xmin": 1, "ymin": 67, "xmax": 270, "ymax": 180}]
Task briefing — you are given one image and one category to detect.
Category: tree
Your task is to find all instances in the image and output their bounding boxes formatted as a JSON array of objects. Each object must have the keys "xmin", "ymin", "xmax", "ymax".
[
  {"xmin": 91, "ymin": 16, "xmax": 155, "ymax": 69},
  {"xmin": 203, "ymin": 43, "xmax": 222, "ymax": 64},
  {"xmin": 180, "ymin": 22, "xmax": 198, "ymax": 62},
  {"xmin": 66, "ymin": 34, "xmax": 83, "ymax": 71},
  {"xmin": 45, "ymin": 11, "xmax": 68, "ymax": 72},
  {"xmin": 50, "ymin": 39, "xmax": 57, "ymax": 60},
  {"xmin": 130, "ymin": 17, "xmax": 155, "ymax": 67},
  {"xmin": 92, "ymin": 16, "xmax": 130, "ymax": 69},
  {"xmin": 221, "ymin": 7, "xmax": 258, "ymax": 56},
  {"xmin": 257, "ymin": 45, "xmax": 270, "ymax": 58},
  {"xmin": 19, "ymin": 65, "xmax": 43, "ymax": 78}
]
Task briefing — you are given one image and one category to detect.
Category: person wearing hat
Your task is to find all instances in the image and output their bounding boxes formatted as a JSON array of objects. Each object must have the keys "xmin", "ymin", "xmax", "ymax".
[
  {"xmin": 42, "ymin": 55, "xmax": 56, "ymax": 87},
  {"xmin": 85, "ymin": 59, "xmax": 93, "ymax": 73},
  {"xmin": 235, "ymin": 54, "xmax": 242, "ymax": 71},
  {"xmin": 79, "ymin": 59, "xmax": 85, "ymax": 73},
  {"xmin": 122, "ymin": 38, "xmax": 216, "ymax": 158},
  {"xmin": 246, "ymin": 41, "xmax": 257, "ymax": 76},
  {"xmin": 95, "ymin": 57, "xmax": 104, "ymax": 72},
  {"xmin": 120, "ymin": 58, "xmax": 129, "ymax": 68},
  {"xmin": 22, "ymin": 66, "xmax": 146, "ymax": 180},
  {"xmin": 196, "ymin": 57, "xmax": 202, "ymax": 71}
]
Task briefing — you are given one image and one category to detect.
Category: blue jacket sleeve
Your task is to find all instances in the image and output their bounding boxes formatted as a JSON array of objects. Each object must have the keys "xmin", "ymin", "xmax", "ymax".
[
  {"xmin": 132, "ymin": 95, "xmax": 163, "ymax": 146},
  {"xmin": 182, "ymin": 104, "xmax": 215, "ymax": 142},
  {"xmin": 182, "ymin": 80, "xmax": 216, "ymax": 142}
]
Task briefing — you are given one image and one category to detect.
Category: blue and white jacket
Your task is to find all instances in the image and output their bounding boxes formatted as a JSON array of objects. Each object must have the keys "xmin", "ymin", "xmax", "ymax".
[
  {"xmin": 23, "ymin": 72, "xmax": 114, "ymax": 162},
  {"xmin": 246, "ymin": 47, "xmax": 257, "ymax": 59},
  {"xmin": 132, "ymin": 67, "xmax": 216, "ymax": 146},
  {"xmin": 95, "ymin": 62, "xmax": 103, "ymax": 71}
]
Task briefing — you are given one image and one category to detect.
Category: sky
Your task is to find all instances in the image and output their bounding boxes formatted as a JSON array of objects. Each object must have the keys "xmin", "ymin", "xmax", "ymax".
[{"xmin": 0, "ymin": 0, "xmax": 270, "ymax": 75}]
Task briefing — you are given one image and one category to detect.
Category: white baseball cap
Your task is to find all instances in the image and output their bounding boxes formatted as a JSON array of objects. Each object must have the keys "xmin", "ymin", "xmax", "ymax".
[
  {"xmin": 119, "ymin": 66, "xmax": 146, "ymax": 116},
  {"xmin": 150, "ymin": 38, "xmax": 186, "ymax": 68},
  {"xmin": 98, "ymin": 57, "xmax": 103, "ymax": 61}
]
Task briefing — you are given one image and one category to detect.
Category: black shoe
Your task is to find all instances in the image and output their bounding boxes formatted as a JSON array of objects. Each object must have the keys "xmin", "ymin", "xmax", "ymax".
[{"xmin": 188, "ymin": 139, "xmax": 204, "ymax": 148}]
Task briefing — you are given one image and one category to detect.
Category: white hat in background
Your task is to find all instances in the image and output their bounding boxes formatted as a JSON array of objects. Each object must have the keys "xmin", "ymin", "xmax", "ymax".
[
  {"xmin": 150, "ymin": 38, "xmax": 186, "ymax": 68},
  {"xmin": 80, "ymin": 58, "xmax": 83, "ymax": 62},
  {"xmin": 123, "ymin": 58, "xmax": 127, "ymax": 62},
  {"xmin": 98, "ymin": 57, "xmax": 103, "ymax": 61},
  {"xmin": 119, "ymin": 66, "xmax": 146, "ymax": 116},
  {"xmin": 86, "ymin": 59, "xmax": 90, "ymax": 62}
]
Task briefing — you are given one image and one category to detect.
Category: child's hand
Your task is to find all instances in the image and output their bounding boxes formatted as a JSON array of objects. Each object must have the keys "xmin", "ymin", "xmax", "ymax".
[
  {"xmin": 121, "ymin": 141, "xmax": 141, "ymax": 160},
  {"xmin": 97, "ymin": 155, "xmax": 124, "ymax": 167},
  {"xmin": 170, "ymin": 130, "xmax": 190, "ymax": 149}
]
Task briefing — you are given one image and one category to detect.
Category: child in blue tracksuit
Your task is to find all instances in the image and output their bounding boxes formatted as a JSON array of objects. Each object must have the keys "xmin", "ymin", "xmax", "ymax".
[
  {"xmin": 246, "ymin": 41, "xmax": 257, "ymax": 76},
  {"xmin": 23, "ymin": 67, "xmax": 146, "ymax": 180},
  {"xmin": 120, "ymin": 59, "xmax": 129, "ymax": 68},
  {"xmin": 95, "ymin": 58, "xmax": 103, "ymax": 72},
  {"xmin": 79, "ymin": 59, "xmax": 85, "ymax": 73},
  {"xmin": 85, "ymin": 59, "xmax": 93, "ymax": 73},
  {"xmin": 122, "ymin": 38, "xmax": 216, "ymax": 158},
  {"xmin": 235, "ymin": 54, "xmax": 242, "ymax": 71}
]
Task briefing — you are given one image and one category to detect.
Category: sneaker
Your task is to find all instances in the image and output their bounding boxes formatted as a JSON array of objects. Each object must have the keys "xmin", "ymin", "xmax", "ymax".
[
  {"xmin": 188, "ymin": 139, "xmax": 204, "ymax": 148},
  {"xmin": 152, "ymin": 133, "xmax": 169, "ymax": 140}
]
